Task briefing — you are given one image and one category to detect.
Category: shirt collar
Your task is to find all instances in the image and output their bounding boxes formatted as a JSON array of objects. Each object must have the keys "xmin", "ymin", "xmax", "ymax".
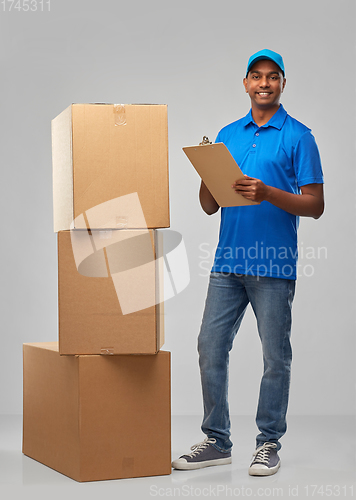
[{"xmin": 242, "ymin": 103, "xmax": 287, "ymax": 130}]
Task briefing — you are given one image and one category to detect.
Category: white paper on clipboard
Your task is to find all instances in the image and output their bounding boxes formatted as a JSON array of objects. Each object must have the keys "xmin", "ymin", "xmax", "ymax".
[{"xmin": 183, "ymin": 142, "xmax": 259, "ymax": 207}]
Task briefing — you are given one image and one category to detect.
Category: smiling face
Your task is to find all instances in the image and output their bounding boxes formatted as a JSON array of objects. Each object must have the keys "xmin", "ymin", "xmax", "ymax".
[{"xmin": 243, "ymin": 59, "xmax": 286, "ymax": 112}]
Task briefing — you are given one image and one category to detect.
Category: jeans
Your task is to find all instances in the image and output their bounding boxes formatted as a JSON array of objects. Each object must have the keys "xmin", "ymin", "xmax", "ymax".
[{"xmin": 198, "ymin": 272, "xmax": 296, "ymax": 453}]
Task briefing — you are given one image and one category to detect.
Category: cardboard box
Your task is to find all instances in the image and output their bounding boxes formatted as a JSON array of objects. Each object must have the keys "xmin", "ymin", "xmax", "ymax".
[
  {"xmin": 52, "ymin": 103, "xmax": 169, "ymax": 232},
  {"xmin": 23, "ymin": 342, "xmax": 171, "ymax": 482},
  {"xmin": 58, "ymin": 229, "xmax": 165, "ymax": 355}
]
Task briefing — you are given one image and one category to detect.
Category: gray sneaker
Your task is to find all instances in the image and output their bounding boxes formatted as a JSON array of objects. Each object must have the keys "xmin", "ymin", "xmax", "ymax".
[
  {"xmin": 172, "ymin": 437, "xmax": 232, "ymax": 470},
  {"xmin": 248, "ymin": 442, "xmax": 280, "ymax": 476}
]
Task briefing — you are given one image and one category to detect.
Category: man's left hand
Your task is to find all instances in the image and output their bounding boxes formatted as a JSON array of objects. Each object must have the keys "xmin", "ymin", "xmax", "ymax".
[{"xmin": 232, "ymin": 176, "xmax": 270, "ymax": 202}]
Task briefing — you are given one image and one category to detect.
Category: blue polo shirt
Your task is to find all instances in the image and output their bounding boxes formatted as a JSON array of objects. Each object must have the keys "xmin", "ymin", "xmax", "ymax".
[{"xmin": 211, "ymin": 104, "xmax": 324, "ymax": 280}]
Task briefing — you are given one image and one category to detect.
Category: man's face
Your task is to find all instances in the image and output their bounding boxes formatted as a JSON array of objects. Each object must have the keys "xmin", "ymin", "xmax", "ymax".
[{"xmin": 243, "ymin": 59, "xmax": 286, "ymax": 110}]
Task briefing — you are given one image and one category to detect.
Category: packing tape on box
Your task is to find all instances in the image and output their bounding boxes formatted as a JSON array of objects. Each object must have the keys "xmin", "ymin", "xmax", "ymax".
[
  {"xmin": 70, "ymin": 229, "xmax": 190, "ymax": 315},
  {"xmin": 113, "ymin": 104, "xmax": 127, "ymax": 126},
  {"xmin": 100, "ymin": 347, "xmax": 114, "ymax": 355}
]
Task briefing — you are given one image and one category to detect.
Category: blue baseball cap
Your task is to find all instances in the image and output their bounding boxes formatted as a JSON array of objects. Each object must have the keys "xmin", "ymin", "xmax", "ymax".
[{"xmin": 246, "ymin": 49, "xmax": 285, "ymax": 76}]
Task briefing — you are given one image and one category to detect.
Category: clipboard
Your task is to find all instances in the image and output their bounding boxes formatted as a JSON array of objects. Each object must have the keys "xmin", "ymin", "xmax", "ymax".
[{"xmin": 183, "ymin": 139, "xmax": 259, "ymax": 207}]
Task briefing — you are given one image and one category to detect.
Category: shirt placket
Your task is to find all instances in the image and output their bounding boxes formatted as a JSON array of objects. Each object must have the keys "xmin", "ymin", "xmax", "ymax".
[{"xmin": 250, "ymin": 127, "xmax": 261, "ymax": 154}]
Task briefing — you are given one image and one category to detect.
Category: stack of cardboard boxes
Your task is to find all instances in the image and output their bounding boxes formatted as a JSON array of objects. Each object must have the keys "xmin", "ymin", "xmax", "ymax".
[{"xmin": 22, "ymin": 104, "xmax": 172, "ymax": 482}]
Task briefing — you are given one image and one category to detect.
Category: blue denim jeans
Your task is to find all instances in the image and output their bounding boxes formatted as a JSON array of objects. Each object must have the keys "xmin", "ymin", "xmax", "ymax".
[{"xmin": 198, "ymin": 272, "xmax": 296, "ymax": 453}]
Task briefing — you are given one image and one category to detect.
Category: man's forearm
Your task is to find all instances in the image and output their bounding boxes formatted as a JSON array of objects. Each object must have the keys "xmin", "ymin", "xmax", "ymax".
[
  {"xmin": 233, "ymin": 177, "xmax": 324, "ymax": 219},
  {"xmin": 199, "ymin": 181, "xmax": 220, "ymax": 215},
  {"xmin": 265, "ymin": 185, "xmax": 324, "ymax": 219}
]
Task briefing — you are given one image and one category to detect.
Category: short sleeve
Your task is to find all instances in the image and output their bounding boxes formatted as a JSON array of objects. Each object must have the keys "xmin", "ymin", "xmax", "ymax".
[{"xmin": 294, "ymin": 131, "xmax": 324, "ymax": 187}]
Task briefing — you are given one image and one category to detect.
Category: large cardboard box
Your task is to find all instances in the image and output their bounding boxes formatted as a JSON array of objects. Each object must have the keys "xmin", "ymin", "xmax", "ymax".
[
  {"xmin": 52, "ymin": 103, "xmax": 169, "ymax": 232},
  {"xmin": 23, "ymin": 342, "xmax": 171, "ymax": 482},
  {"xmin": 58, "ymin": 228, "xmax": 165, "ymax": 355}
]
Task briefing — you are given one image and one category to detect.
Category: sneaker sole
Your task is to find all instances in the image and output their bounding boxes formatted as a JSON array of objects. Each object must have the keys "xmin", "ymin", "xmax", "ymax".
[
  {"xmin": 172, "ymin": 456, "xmax": 232, "ymax": 470},
  {"xmin": 248, "ymin": 461, "xmax": 280, "ymax": 476}
]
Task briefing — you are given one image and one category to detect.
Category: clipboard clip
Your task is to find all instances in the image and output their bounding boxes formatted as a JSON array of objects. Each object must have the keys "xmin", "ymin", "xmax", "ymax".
[{"xmin": 199, "ymin": 136, "xmax": 212, "ymax": 145}]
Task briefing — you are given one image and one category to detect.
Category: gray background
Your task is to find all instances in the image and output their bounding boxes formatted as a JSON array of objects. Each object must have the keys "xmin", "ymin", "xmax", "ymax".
[{"xmin": 0, "ymin": 0, "xmax": 355, "ymax": 420}]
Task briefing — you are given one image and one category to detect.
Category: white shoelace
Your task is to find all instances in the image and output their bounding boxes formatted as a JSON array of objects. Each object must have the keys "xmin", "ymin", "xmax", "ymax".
[
  {"xmin": 185, "ymin": 437, "xmax": 217, "ymax": 458},
  {"xmin": 251, "ymin": 442, "xmax": 277, "ymax": 465}
]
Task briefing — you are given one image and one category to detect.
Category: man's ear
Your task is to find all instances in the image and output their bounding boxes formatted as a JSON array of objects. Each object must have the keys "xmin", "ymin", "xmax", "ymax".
[
  {"xmin": 282, "ymin": 77, "xmax": 286, "ymax": 92},
  {"xmin": 243, "ymin": 77, "xmax": 248, "ymax": 93}
]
